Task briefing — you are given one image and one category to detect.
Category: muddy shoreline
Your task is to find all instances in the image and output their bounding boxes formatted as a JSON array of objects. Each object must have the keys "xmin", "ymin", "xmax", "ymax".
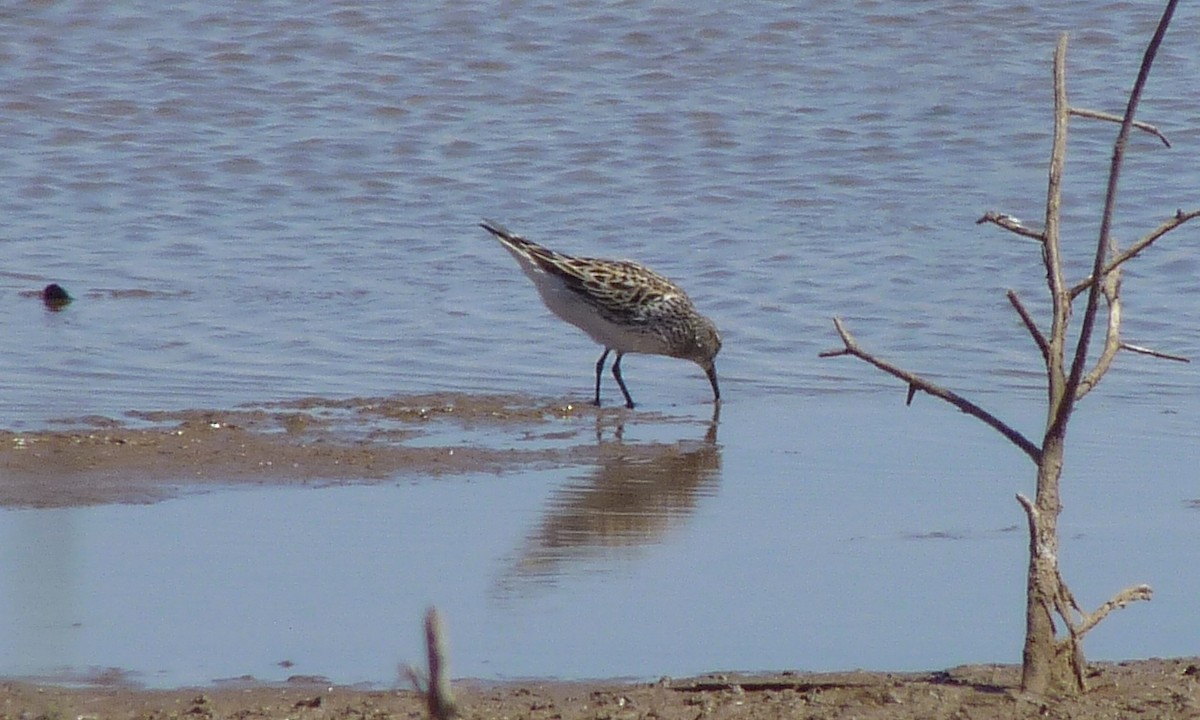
[
  {"xmin": 3, "ymin": 658, "xmax": 1199, "ymax": 719},
  {"xmin": 0, "ymin": 393, "xmax": 689, "ymax": 507}
]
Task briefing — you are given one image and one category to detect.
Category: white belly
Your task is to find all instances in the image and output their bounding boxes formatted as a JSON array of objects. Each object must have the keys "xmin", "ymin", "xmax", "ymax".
[{"xmin": 530, "ymin": 272, "xmax": 668, "ymax": 355}]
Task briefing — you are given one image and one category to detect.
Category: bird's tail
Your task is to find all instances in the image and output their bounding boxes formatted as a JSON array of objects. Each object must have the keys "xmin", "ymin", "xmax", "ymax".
[
  {"xmin": 480, "ymin": 220, "xmax": 560, "ymax": 266},
  {"xmin": 480, "ymin": 219, "xmax": 521, "ymax": 243}
]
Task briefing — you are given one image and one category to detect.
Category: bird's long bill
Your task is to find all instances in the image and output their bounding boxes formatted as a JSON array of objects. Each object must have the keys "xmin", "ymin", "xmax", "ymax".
[{"xmin": 703, "ymin": 362, "xmax": 720, "ymax": 403}]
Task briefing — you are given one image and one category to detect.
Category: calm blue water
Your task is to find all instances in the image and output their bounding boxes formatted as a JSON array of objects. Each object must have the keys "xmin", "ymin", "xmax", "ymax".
[
  {"xmin": 3, "ymin": 396, "xmax": 1197, "ymax": 686},
  {"xmin": 2, "ymin": 0, "xmax": 1199, "ymax": 687}
]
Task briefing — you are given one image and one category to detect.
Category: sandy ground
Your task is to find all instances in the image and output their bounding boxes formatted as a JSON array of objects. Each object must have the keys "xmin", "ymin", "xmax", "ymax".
[
  {"xmin": 4, "ymin": 395, "xmax": 1198, "ymax": 717},
  {"xmin": 3, "ymin": 659, "xmax": 1199, "ymax": 719}
]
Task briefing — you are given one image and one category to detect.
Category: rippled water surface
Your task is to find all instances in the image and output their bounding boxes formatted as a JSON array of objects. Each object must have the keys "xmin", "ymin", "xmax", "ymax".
[{"xmin": 2, "ymin": 0, "xmax": 1200, "ymax": 687}]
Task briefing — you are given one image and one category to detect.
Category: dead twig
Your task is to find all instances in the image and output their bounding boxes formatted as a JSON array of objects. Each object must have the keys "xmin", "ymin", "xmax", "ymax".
[
  {"xmin": 1006, "ymin": 290, "xmax": 1049, "ymax": 361},
  {"xmin": 1120, "ymin": 342, "xmax": 1189, "ymax": 362},
  {"xmin": 1069, "ymin": 208, "xmax": 1200, "ymax": 298},
  {"xmin": 1075, "ymin": 584, "xmax": 1154, "ymax": 637},
  {"xmin": 1015, "ymin": 493, "xmax": 1052, "ymax": 560},
  {"xmin": 1069, "ymin": 107, "xmax": 1171, "ymax": 147},
  {"xmin": 821, "ymin": 318, "xmax": 1042, "ymax": 463},
  {"xmin": 1076, "ymin": 262, "xmax": 1122, "ymax": 400},
  {"xmin": 975, "ymin": 212, "xmax": 1046, "ymax": 242},
  {"xmin": 403, "ymin": 607, "xmax": 458, "ymax": 720}
]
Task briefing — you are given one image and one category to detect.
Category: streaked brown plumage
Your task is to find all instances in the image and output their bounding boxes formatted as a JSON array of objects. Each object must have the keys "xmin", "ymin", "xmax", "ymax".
[{"xmin": 481, "ymin": 220, "xmax": 721, "ymax": 408}]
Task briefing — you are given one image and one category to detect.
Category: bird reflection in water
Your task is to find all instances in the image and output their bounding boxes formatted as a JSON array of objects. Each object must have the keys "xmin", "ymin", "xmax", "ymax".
[{"xmin": 494, "ymin": 406, "xmax": 720, "ymax": 596}]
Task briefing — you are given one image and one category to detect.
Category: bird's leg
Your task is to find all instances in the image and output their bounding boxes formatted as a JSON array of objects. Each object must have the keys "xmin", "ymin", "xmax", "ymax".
[
  {"xmin": 593, "ymin": 349, "xmax": 611, "ymax": 406},
  {"xmin": 611, "ymin": 352, "xmax": 635, "ymax": 409}
]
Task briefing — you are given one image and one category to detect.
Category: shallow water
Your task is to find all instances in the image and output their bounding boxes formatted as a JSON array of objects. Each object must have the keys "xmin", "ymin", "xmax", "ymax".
[
  {"xmin": 2, "ymin": 0, "xmax": 1200, "ymax": 687},
  {"xmin": 2, "ymin": 395, "xmax": 1197, "ymax": 686}
]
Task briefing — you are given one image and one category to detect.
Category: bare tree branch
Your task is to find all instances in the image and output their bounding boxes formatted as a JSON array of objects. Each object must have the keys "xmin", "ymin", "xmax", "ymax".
[
  {"xmin": 976, "ymin": 212, "xmax": 1046, "ymax": 242},
  {"xmin": 1052, "ymin": 579, "xmax": 1088, "ymax": 693},
  {"xmin": 1069, "ymin": 208, "xmax": 1200, "ymax": 298},
  {"xmin": 821, "ymin": 318, "xmax": 1042, "ymax": 463},
  {"xmin": 1015, "ymin": 493, "xmax": 1037, "ymax": 524},
  {"xmin": 1076, "ymin": 252, "xmax": 1122, "ymax": 400},
  {"xmin": 1042, "ymin": 34, "xmax": 1073, "ymax": 425},
  {"xmin": 1015, "ymin": 493, "xmax": 1051, "ymax": 568},
  {"xmin": 1058, "ymin": 1, "xmax": 1176, "ymax": 437},
  {"xmin": 1120, "ymin": 342, "xmax": 1189, "ymax": 362},
  {"xmin": 1006, "ymin": 290, "xmax": 1049, "ymax": 362},
  {"xmin": 1069, "ymin": 106, "xmax": 1171, "ymax": 147},
  {"xmin": 1075, "ymin": 584, "xmax": 1154, "ymax": 637}
]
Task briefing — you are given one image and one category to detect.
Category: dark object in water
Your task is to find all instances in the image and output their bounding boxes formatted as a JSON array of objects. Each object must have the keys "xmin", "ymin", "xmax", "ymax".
[{"xmin": 42, "ymin": 283, "xmax": 72, "ymax": 310}]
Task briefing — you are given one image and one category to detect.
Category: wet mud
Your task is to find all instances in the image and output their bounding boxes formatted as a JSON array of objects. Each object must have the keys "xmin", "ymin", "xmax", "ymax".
[{"xmin": 0, "ymin": 392, "xmax": 709, "ymax": 507}]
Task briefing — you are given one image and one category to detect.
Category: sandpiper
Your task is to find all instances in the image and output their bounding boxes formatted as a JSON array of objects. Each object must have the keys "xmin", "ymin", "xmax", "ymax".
[{"xmin": 481, "ymin": 220, "xmax": 721, "ymax": 409}]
